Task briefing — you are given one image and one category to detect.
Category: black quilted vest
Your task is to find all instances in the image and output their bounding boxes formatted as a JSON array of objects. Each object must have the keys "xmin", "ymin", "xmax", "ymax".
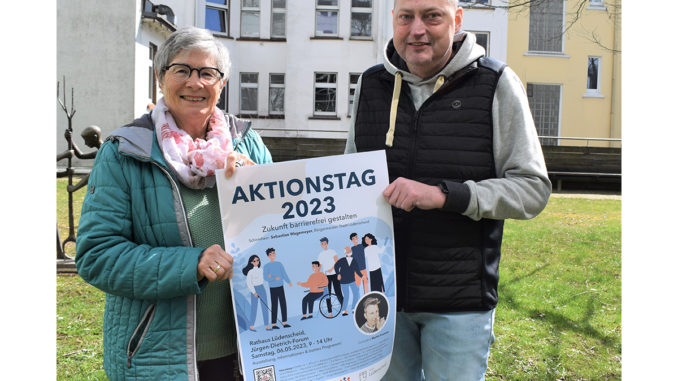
[{"xmin": 354, "ymin": 56, "xmax": 506, "ymax": 312}]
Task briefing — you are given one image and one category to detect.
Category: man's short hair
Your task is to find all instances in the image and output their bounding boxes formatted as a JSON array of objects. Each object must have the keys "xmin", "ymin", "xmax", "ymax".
[
  {"xmin": 364, "ymin": 297, "xmax": 380, "ymax": 310},
  {"xmin": 312, "ymin": 261, "xmax": 320, "ymax": 267},
  {"xmin": 350, "ymin": 232, "xmax": 358, "ymax": 239},
  {"xmin": 266, "ymin": 248, "xmax": 276, "ymax": 256},
  {"xmin": 395, "ymin": 0, "xmax": 458, "ymax": 8},
  {"xmin": 320, "ymin": 237, "xmax": 328, "ymax": 243}
]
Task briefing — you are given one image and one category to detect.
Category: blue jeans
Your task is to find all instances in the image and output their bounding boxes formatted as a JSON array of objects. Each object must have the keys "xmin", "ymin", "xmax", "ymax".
[
  {"xmin": 339, "ymin": 282, "xmax": 360, "ymax": 313},
  {"xmin": 383, "ymin": 310, "xmax": 495, "ymax": 381},
  {"xmin": 249, "ymin": 285, "xmax": 270, "ymax": 327}
]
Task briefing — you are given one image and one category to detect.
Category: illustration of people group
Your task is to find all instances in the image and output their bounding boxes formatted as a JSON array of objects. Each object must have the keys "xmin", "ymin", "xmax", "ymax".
[{"xmin": 240, "ymin": 232, "xmax": 390, "ymax": 332}]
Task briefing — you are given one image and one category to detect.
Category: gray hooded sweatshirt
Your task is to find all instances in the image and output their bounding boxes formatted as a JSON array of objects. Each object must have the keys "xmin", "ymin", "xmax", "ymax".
[{"xmin": 345, "ymin": 32, "xmax": 551, "ymax": 221}]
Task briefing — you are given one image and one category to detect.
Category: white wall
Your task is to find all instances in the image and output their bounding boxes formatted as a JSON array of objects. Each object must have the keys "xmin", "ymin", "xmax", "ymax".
[
  {"xmin": 215, "ymin": 0, "xmax": 392, "ymax": 140},
  {"xmin": 461, "ymin": 6, "xmax": 509, "ymax": 62},
  {"xmin": 57, "ymin": 0, "xmax": 138, "ymax": 167}
]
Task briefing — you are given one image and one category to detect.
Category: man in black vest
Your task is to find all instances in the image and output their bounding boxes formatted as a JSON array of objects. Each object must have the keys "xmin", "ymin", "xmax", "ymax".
[{"xmin": 345, "ymin": 0, "xmax": 551, "ymax": 379}]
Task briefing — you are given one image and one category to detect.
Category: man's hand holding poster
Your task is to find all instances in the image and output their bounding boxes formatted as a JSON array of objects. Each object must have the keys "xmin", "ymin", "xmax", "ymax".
[{"xmin": 216, "ymin": 151, "xmax": 395, "ymax": 381}]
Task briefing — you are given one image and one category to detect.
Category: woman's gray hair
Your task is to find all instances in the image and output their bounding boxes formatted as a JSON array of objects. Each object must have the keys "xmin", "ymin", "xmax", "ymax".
[{"xmin": 154, "ymin": 27, "xmax": 231, "ymax": 83}]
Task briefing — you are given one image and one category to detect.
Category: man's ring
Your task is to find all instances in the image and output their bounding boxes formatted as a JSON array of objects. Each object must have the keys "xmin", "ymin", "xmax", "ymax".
[
  {"xmin": 212, "ymin": 264, "xmax": 222, "ymax": 273},
  {"xmin": 235, "ymin": 159, "xmax": 245, "ymax": 167}
]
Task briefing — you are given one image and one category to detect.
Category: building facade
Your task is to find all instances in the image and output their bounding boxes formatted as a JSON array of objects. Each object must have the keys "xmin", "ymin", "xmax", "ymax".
[
  {"xmin": 57, "ymin": 0, "xmax": 509, "ymax": 166},
  {"xmin": 505, "ymin": 0, "xmax": 621, "ymax": 147}
]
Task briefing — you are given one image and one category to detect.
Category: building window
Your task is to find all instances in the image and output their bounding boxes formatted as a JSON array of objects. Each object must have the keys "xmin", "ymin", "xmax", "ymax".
[
  {"xmin": 149, "ymin": 42, "xmax": 157, "ymax": 104},
  {"xmin": 348, "ymin": 73, "xmax": 360, "ymax": 114},
  {"xmin": 470, "ymin": 31, "xmax": 490, "ymax": 56},
  {"xmin": 240, "ymin": 73, "xmax": 258, "ymax": 114},
  {"xmin": 527, "ymin": 83, "xmax": 561, "ymax": 146},
  {"xmin": 241, "ymin": 0, "xmax": 260, "ymax": 37},
  {"xmin": 205, "ymin": 0, "xmax": 229, "ymax": 35},
  {"xmin": 528, "ymin": 0, "xmax": 564, "ymax": 53},
  {"xmin": 217, "ymin": 83, "xmax": 229, "ymax": 111},
  {"xmin": 269, "ymin": 73, "xmax": 285, "ymax": 115},
  {"xmin": 586, "ymin": 56, "xmax": 602, "ymax": 94},
  {"xmin": 271, "ymin": 0, "xmax": 286, "ymax": 38},
  {"xmin": 314, "ymin": 72, "xmax": 337, "ymax": 116},
  {"xmin": 351, "ymin": 0, "xmax": 372, "ymax": 39},
  {"xmin": 316, "ymin": 0, "xmax": 339, "ymax": 37},
  {"xmin": 460, "ymin": 0, "xmax": 489, "ymax": 5}
]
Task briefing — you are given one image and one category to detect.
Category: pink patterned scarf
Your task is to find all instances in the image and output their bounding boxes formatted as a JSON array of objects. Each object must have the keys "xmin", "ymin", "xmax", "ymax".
[{"xmin": 153, "ymin": 97, "xmax": 234, "ymax": 189}]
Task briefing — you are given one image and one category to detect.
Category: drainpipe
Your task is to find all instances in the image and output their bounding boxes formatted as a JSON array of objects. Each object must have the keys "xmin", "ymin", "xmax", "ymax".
[{"xmin": 608, "ymin": 0, "xmax": 621, "ymax": 148}]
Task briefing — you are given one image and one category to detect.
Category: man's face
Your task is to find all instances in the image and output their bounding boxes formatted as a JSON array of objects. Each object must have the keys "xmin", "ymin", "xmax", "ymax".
[
  {"xmin": 351, "ymin": 235, "xmax": 359, "ymax": 245},
  {"xmin": 364, "ymin": 304, "xmax": 379, "ymax": 326},
  {"xmin": 321, "ymin": 241, "xmax": 328, "ymax": 250},
  {"xmin": 312, "ymin": 263, "xmax": 320, "ymax": 272},
  {"xmin": 268, "ymin": 251, "xmax": 276, "ymax": 261},
  {"xmin": 392, "ymin": 0, "xmax": 462, "ymax": 79}
]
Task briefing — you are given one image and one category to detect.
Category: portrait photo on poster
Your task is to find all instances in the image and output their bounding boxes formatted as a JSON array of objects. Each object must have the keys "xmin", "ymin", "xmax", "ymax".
[{"xmin": 354, "ymin": 292, "xmax": 389, "ymax": 335}]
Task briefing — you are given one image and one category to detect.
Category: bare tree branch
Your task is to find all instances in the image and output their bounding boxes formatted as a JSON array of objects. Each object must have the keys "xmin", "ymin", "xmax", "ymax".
[{"xmin": 487, "ymin": 0, "xmax": 621, "ymax": 53}]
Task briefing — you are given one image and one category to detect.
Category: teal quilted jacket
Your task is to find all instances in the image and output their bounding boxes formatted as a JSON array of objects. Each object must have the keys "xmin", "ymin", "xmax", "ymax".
[{"xmin": 75, "ymin": 111, "xmax": 272, "ymax": 380}]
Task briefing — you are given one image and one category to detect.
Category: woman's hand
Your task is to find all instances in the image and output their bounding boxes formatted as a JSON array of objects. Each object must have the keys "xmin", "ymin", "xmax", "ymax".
[
  {"xmin": 224, "ymin": 151, "xmax": 255, "ymax": 178},
  {"xmin": 197, "ymin": 244, "xmax": 234, "ymax": 282}
]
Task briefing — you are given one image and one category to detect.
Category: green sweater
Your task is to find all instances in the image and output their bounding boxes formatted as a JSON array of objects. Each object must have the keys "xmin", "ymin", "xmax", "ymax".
[{"xmin": 180, "ymin": 184, "xmax": 236, "ymax": 361}]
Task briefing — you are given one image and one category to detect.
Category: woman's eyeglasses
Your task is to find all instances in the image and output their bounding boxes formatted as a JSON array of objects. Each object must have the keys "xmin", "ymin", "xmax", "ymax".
[{"xmin": 163, "ymin": 63, "xmax": 224, "ymax": 85}]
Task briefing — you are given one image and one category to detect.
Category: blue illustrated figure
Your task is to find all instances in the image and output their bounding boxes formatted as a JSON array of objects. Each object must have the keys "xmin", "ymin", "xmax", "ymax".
[
  {"xmin": 334, "ymin": 247, "xmax": 363, "ymax": 316},
  {"xmin": 296, "ymin": 261, "xmax": 329, "ymax": 320},
  {"xmin": 242, "ymin": 255, "xmax": 271, "ymax": 331},
  {"xmin": 345, "ymin": 232, "xmax": 369, "ymax": 294},
  {"xmin": 263, "ymin": 248, "xmax": 293, "ymax": 328},
  {"xmin": 318, "ymin": 237, "xmax": 343, "ymax": 316},
  {"xmin": 363, "ymin": 233, "xmax": 387, "ymax": 293}
]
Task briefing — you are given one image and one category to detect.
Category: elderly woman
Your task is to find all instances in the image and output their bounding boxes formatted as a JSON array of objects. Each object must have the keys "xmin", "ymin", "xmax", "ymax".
[{"xmin": 75, "ymin": 27, "xmax": 272, "ymax": 381}]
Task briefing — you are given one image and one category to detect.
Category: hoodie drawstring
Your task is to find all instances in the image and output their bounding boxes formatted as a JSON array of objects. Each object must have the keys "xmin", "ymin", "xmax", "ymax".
[
  {"xmin": 433, "ymin": 75, "xmax": 445, "ymax": 93},
  {"xmin": 385, "ymin": 72, "xmax": 402, "ymax": 147},
  {"xmin": 385, "ymin": 73, "xmax": 445, "ymax": 148}
]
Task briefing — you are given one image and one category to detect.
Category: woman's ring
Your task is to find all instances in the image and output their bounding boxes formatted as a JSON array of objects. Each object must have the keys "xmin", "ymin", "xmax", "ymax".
[
  {"xmin": 235, "ymin": 158, "xmax": 245, "ymax": 167},
  {"xmin": 212, "ymin": 264, "xmax": 222, "ymax": 273}
]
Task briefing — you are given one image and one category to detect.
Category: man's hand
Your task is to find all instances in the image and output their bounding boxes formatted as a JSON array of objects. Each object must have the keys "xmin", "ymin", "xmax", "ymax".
[
  {"xmin": 382, "ymin": 177, "xmax": 446, "ymax": 212},
  {"xmin": 377, "ymin": 317, "xmax": 386, "ymax": 330}
]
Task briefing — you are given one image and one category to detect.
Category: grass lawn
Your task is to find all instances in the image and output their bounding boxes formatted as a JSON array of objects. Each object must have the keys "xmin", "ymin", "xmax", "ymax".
[{"xmin": 56, "ymin": 178, "xmax": 621, "ymax": 379}]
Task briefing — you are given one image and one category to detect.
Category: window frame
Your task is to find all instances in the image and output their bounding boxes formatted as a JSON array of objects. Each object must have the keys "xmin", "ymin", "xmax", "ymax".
[
  {"xmin": 350, "ymin": 0, "xmax": 373, "ymax": 40},
  {"xmin": 459, "ymin": 0, "xmax": 490, "ymax": 6},
  {"xmin": 469, "ymin": 31, "xmax": 490, "ymax": 56},
  {"xmin": 315, "ymin": 0, "xmax": 340, "ymax": 37},
  {"xmin": 204, "ymin": 0, "xmax": 230, "ymax": 37},
  {"xmin": 148, "ymin": 42, "xmax": 157, "ymax": 104},
  {"xmin": 268, "ymin": 73, "xmax": 285, "ymax": 116},
  {"xmin": 526, "ymin": 82, "xmax": 562, "ymax": 146},
  {"xmin": 240, "ymin": 72, "xmax": 259, "ymax": 115},
  {"xmin": 271, "ymin": 0, "xmax": 286, "ymax": 39},
  {"xmin": 240, "ymin": 0, "xmax": 260, "ymax": 38},
  {"xmin": 313, "ymin": 71, "xmax": 338, "ymax": 116},
  {"xmin": 217, "ymin": 82, "xmax": 229, "ymax": 112},
  {"xmin": 585, "ymin": 56, "xmax": 603, "ymax": 97},
  {"xmin": 528, "ymin": 0, "xmax": 565, "ymax": 55},
  {"xmin": 348, "ymin": 72, "xmax": 360, "ymax": 115}
]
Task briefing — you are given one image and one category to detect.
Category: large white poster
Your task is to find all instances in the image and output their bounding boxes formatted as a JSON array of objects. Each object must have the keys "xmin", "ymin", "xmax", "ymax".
[{"xmin": 216, "ymin": 150, "xmax": 396, "ymax": 381}]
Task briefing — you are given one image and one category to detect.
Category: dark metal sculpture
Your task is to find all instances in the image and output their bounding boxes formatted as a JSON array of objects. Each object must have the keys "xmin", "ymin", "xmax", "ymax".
[{"xmin": 57, "ymin": 78, "xmax": 102, "ymax": 259}]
